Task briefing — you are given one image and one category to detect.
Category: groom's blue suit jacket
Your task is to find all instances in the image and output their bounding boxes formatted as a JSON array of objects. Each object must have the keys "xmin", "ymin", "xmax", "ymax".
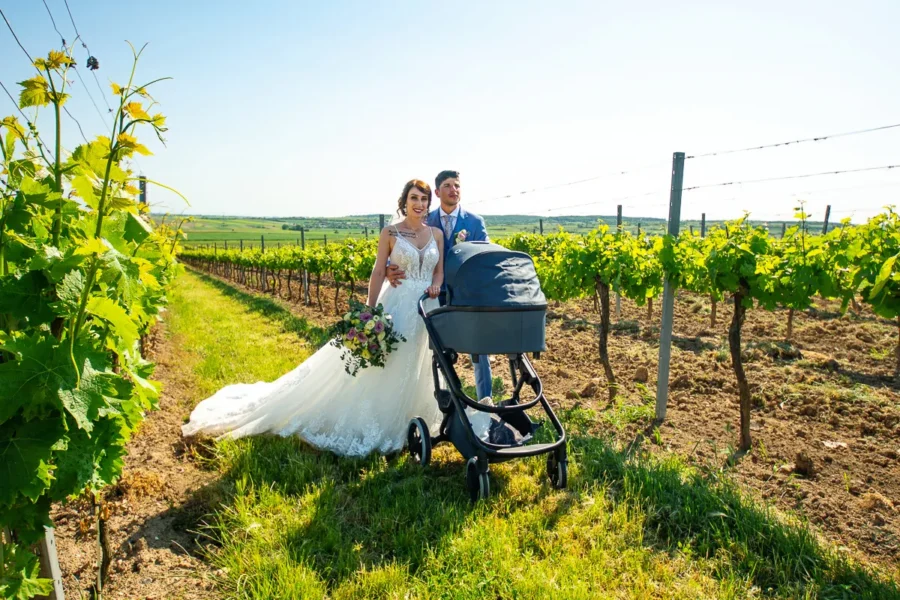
[
  {"xmin": 426, "ymin": 207, "xmax": 488, "ymax": 260},
  {"xmin": 427, "ymin": 207, "xmax": 493, "ymax": 396}
]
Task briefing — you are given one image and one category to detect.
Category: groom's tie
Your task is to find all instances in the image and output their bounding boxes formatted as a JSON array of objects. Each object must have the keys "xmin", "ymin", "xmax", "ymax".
[{"xmin": 442, "ymin": 214, "xmax": 454, "ymax": 240}]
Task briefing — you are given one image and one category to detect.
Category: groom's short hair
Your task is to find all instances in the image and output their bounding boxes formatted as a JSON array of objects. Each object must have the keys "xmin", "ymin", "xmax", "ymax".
[{"xmin": 435, "ymin": 170, "xmax": 459, "ymax": 189}]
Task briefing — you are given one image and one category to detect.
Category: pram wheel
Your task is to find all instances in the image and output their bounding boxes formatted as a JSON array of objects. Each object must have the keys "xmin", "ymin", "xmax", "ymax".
[
  {"xmin": 465, "ymin": 457, "xmax": 490, "ymax": 503},
  {"xmin": 547, "ymin": 449, "xmax": 568, "ymax": 490},
  {"xmin": 407, "ymin": 417, "xmax": 432, "ymax": 466}
]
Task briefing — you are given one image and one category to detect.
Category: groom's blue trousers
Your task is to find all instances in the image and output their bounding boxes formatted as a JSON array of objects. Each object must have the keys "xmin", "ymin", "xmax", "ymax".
[{"xmin": 473, "ymin": 354, "xmax": 493, "ymax": 401}]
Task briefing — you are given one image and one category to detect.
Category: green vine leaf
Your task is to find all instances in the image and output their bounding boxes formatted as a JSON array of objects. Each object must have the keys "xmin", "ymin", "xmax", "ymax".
[
  {"xmin": 86, "ymin": 297, "xmax": 140, "ymax": 350},
  {"xmin": 0, "ymin": 415, "xmax": 65, "ymax": 506},
  {"xmin": 0, "ymin": 539, "xmax": 54, "ymax": 599},
  {"xmin": 17, "ymin": 76, "xmax": 51, "ymax": 109},
  {"xmin": 124, "ymin": 213, "xmax": 153, "ymax": 245}
]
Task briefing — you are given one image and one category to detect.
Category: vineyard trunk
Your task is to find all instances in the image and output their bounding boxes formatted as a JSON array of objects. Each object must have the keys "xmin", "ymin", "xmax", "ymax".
[
  {"xmin": 710, "ymin": 296, "xmax": 717, "ymax": 327},
  {"xmin": 786, "ymin": 308, "xmax": 794, "ymax": 341},
  {"xmin": 90, "ymin": 495, "xmax": 113, "ymax": 597},
  {"xmin": 896, "ymin": 316, "xmax": 900, "ymax": 378},
  {"xmin": 729, "ymin": 289, "xmax": 752, "ymax": 451},
  {"xmin": 316, "ymin": 274, "xmax": 322, "ymax": 311},
  {"xmin": 647, "ymin": 297, "xmax": 653, "ymax": 323},
  {"xmin": 596, "ymin": 278, "xmax": 617, "ymax": 400},
  {"xmin": 334, "ymin": 280, "xmax": 340, "ymax": 314}
]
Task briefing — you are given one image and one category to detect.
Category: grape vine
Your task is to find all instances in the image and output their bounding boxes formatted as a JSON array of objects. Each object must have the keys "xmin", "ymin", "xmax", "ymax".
[
  {"xmin": 0, "ymin": 44, "xmax": 179, "ymax": 598},
  {"xmin": 180, "ymin": 210, "xmax": 900, "ymax": 452}
]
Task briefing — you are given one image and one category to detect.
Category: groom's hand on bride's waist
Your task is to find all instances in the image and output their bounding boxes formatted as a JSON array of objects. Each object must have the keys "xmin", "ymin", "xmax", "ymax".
[{"xmin": 386, "ymin": 264, "xmax": 406, "ymax": 287}]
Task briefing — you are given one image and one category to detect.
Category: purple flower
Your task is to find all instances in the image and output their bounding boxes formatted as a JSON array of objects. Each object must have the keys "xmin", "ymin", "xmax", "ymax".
[
  {"xmin": 347, "ymin": 327, "xmax": 358, "ymax": 340},
  {"xmin": 357, "ymin": 333, "xmax": 368, "ymax": 344},
  {"xmin": 373, "ymin": 321, "xmax": 385, "ymax": 334},
  {"xmin": 368, "ymin": 343, "xmax": 379, "ymax": 353},
  {"xmin": 359, "ymin": 312, "xmax": 373, "ymax": 322}
]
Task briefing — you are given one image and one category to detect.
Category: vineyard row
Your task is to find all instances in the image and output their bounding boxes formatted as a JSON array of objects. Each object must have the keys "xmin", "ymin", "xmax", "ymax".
[{"xmin": 179, "ymin": 210, "xmax": 900, "ymax": 452}]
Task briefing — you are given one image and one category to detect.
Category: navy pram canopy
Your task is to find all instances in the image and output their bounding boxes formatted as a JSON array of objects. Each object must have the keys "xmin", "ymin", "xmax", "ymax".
[
  {"xmin": 444, "ymin": 242, "xmax": 547, "ymax": 308},
  {"xmin": 428, "ymin": 242, "xmax": 547, "ymax": 355}
]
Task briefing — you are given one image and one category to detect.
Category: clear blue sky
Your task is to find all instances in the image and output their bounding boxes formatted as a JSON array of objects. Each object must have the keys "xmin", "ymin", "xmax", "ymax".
[{"xmin": 2, "ymin": 0, "xmax": 899, "ymax": 223}]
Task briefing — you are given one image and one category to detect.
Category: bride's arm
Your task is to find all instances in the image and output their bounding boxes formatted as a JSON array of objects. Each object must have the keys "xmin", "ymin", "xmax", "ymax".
[
  {"xmin": 366, "ymin": 228, "xmax": 393, "ymax": 307},
  {"xmin": 427, "ymin": 227, "xmax": 445, "ymax": 298}
]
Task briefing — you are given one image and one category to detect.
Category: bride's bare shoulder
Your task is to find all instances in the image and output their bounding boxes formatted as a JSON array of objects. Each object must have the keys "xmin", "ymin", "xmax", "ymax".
[{"xmin": 380, "ymin": 225, "xmax": 403, "ymax": 239}]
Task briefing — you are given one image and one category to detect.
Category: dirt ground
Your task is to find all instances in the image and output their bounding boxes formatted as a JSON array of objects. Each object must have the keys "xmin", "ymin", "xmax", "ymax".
[
  {"xmin": 50, "ymin": 324, "xmax": 221, "ymax": 599},
  {"xmin": 538, "ymin": 292, "xmax": 900, "ymax": 569},
  {"xmin": 50, "ymin": 267, "xmax": 899, "ymax": 599}
]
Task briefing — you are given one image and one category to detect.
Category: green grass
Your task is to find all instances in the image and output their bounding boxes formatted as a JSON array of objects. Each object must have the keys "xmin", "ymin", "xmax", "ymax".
[
  {"xmin": 164, "ymin": 215, "xmax": 658, "ymax": 248},
  {"xmin": 870, "ymin": 347, "xmax": 892, "ymax": 361},
  {"xmin": 166, "ymin": 270, "xmax": 899, "ymax": 599},
  {"xmin": 602, "ymin": 384, "xmax": 657, "ymax": 431},
  {"xmin": 166, "ymin": 270, "xmax": 329, "ymax": 400}
]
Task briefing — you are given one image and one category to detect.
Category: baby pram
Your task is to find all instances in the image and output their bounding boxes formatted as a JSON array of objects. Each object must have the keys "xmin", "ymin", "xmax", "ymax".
[{"xmin": 409, "ymin": 241, "xmax": 567, "ymax": 502}]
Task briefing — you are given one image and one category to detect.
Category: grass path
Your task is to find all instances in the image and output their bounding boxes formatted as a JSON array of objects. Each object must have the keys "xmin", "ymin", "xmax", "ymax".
[
  {"xmin": 167, "ymin": 269, "xmax": 899, "ymax": 599},
  {"xmin": 167, "ymin": 270, "xmax": 325, "ymax": 401}
]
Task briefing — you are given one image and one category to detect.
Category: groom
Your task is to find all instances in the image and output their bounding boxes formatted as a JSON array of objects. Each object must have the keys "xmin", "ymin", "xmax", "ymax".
[{"xmin": 386, "ymin": 169, "xmax": 493, "ymax": 400}]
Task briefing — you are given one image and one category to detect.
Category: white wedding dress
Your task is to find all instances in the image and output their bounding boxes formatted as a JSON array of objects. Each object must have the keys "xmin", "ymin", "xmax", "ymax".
[{"xmin": 181, "ymin": 230, "xmax": 444, "ymax": 457}]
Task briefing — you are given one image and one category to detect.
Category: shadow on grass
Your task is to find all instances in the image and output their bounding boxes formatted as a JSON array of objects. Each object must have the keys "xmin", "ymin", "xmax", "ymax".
[
  {"xmin": 573, "ymin": 435, "xmax": 899, "ymax": 599},
  {"xmin": 805, "ymin": 305, "xmax": 895, "ymax": 327},
  {"xmin": 190, "ymin": 270, "xmax": 332, "ymax": 348},
  {"xmin": 823, "ymin": 365, "xmax": 899, "ymax": 392},
  {"xmin": 200, "ymin": 435, "xmax": 512, "ymax": 589},
  {"xmin": 177, "ymin": 416, "xmax": 899, "ymax": 599}
]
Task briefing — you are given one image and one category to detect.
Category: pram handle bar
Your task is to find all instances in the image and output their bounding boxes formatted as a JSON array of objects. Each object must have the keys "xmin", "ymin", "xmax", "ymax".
[{"xmin": 417, "ymin": 293, "xmax": 431, "ymax": 318}]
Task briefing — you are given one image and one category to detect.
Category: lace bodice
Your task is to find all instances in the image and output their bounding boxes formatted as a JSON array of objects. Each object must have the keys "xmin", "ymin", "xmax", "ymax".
[{"xmin": 390, "ymin": 229, "xmax": 440, "ymax": 282}]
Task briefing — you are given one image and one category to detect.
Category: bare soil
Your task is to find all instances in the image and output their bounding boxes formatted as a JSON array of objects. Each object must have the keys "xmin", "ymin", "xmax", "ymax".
[
  {"xmin": 539, "ymin": 292, "xmax": 900, "ymax": 569},
  {"xmin": 50, "ymin": 323, "xmax": 222, "ymax": 599}
]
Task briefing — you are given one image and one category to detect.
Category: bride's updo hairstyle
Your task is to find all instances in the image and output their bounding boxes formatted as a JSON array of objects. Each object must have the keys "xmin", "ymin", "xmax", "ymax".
[{"xmin": 397, "ymin": 179, "xmax": 432, "ymax": 217}]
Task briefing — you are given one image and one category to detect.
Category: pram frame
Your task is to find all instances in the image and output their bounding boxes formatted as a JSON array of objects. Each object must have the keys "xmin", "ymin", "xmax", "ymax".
[{"xmin": 411, "ymin": 294, "xmax": 568, "ymax": 501}]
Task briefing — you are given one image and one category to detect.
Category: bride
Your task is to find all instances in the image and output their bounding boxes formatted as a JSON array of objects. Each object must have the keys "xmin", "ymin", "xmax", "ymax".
[{"xmin": 181, "ymin": 179, "xmax": 445, "ymax": 456}]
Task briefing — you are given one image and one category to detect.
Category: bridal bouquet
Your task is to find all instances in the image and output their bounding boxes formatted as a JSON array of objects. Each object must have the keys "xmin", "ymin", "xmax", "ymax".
[{"xmin": 329, "ymin": 299, "xmax": 406, "ymax": 376}]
